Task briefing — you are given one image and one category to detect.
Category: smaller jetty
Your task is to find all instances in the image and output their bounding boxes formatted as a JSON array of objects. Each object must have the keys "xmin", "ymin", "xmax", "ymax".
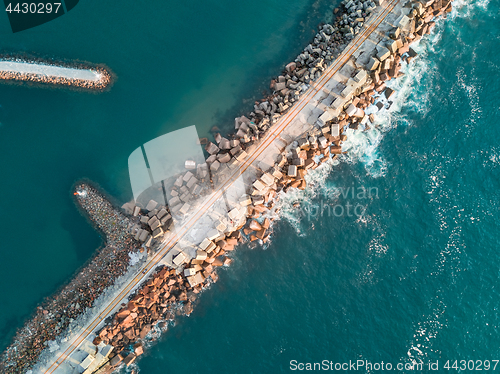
[
  {"xmin": 0, "ymin": 57, "xmax": 111, "ymax": 90},
  {"xmin": 0, "ymin": 184, "xmax": 139, "ymax": 374}
]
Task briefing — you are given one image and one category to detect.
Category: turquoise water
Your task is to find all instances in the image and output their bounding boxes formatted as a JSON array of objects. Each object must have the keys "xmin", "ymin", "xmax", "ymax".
[{"xmin": 1, "ymin": 0, "xmax": 499, "ymax": 373}]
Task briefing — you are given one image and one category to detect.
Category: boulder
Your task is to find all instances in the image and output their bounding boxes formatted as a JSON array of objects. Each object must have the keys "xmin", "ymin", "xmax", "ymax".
[
  {"xmin": 256, "ymin": 228, "xmax": 267, "ymax": 239},
  {"xmin": 275, "ymin": 82, "xmax": 286, "ymax": 91},
  {"xmin": 249, "ymin": 220, "xmax": 262, "ymax": 231},
  {"xmin": 345, "ymin": 103, "xmax": 357, "ymax": 116},
  {"xmin": 205, "ymin": 142, "xmax": 220, "ymax": 154},
  {"xmin": 366, "ymin": 56, "xmax": 380, "ymax": 71},
  {"xmin": 285, "ymin": 62, "xmax": 297, "ymax": 73},
  {"xmin": 376, "ymin": 46, "xmax": 391, "ymax": 61}
]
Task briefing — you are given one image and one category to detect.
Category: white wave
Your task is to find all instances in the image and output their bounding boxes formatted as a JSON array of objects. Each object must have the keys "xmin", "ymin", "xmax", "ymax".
[
  {"xmin": 273, "ymin": 159, "xmax": 338, "ymax": 234},
  {"xmin": 451, "ymin": 0, "xmax": 491, "ymax": 19},
  {"xmin": 340, "ymin": 15, "xmax": 449, "ymax": 179},
  {"xmin": 274, "ymin": 19, "xmax": 448, "ymax": 231}
]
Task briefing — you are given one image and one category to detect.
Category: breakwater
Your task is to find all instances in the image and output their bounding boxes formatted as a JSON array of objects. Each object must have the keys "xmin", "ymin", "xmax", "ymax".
[
  {"xmin": 0, "ymin": 0, "xmax": 455, "ymax": 372},
  {"xmin": 0, "ymin": 184, "xmax": 140, "ymax": 374},
  {"xmin": 0, "ymin": 56, "xmax": 112, "ymax": 90},
  {"xmin": 74, "ymin": 0, "xmax": 456, "ymax": 372}
]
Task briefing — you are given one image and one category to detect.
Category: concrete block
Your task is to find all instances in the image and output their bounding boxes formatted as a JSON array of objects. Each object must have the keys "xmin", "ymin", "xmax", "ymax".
[
  {"xmin": 331, "ymin": 97, "xmax": 344, "ymax": 110},
  {"xmin": 346, "ymin": 103, "xmax": 357, "ymax": 116},
  {"xmin": 179, "ymin": 203, "xmax": 191, "ymax": 215},
  {"xmin": 318, "ymin": 110, "xmax": 334, "ymax": 126},
  {"xmin": 146, "ymin": 200, "xmax": 158, "ymax": 211},
  {"xmin": 217, "ymin": 153, "xmax": 231, "ymax": 163},
  {"xmin": 199, "ymin": 238, "xmax": 212, "ymax": 250},
  {"xmin": 182, "ymin": 171, "xmax": 194, "ymax": 182},
  {"xmin": 275, "ymin": 82, "xmax": 286, "ymax": 91},
  {"xmin": 185, "ymin": 160, "xmax": 196, "ymax": 170},
  {"xmin": 331, "ymin": 123, "xmax": 340, "ymax": 137},
  {"xmin": 210, "ymin": 160, "xmax": 220, "ymax": 171},
  {"xmin": 205, "ymin": 142, "xmax": 220, "ymax": 154},
  {"xmin": 385, "ymin": 39, "xmax": 398, "ymax": 53},
  {"xmin": 270, "ymin": 167, "xmax": 283, "ymax": 179},
  {"xmin": 261, "ymin": 173, "xmax": 275, "ymax": 186},
  {"xmin": 207, "ymin": 229, "xmax": 220, "ymax": 241},
  {"xmin": 132, "ymin": 206, "xmax": 141, "ymax": 217},
  {"xmin": 152, "ymin": 227, "xmax": 164, "ymax": 238},
  {"xmin": 173, "ymin": 252, "xmax": 186, "ymax": 266},
  {"xmin": 235, "ymin": 150, "xmax": 247, "ymax": 161},
  {"xmin": 398, "ymin": 15, "xmax": 411, "ymax": 30},
  {"xmin": 239, "ymin": 194, "xmax": 252, "ymax": 206},
  {"xmin": 253, "ymin": 180, "xmax": 266, "ymax": 191},
  {"xmin": 196, "ymin": 250, "xmax": 207, "ymax": 260},
  {"xmin": 353, "ymin": 69, "xmax": 368, "ymax": 84},
  {"xmin": 376, "ymin": 46, "xmax": 391, "ymax": 61},
  {"xmin": 341, "ymin": 85, "xmax": 355, "ymax": 98},
  {"xmin": 157, "ymin": 208, "xmax": 168, "ymax": 219}
]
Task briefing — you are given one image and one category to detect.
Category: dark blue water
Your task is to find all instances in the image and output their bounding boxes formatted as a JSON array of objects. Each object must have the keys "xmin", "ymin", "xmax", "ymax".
[{"xmin": 1, "ymin": 0, "xmax": 499, "ymax": 373}]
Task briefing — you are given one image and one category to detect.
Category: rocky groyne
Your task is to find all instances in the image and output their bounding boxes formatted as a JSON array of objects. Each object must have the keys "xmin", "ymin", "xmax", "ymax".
[
  {"xmin": 80, "ymin": 0, "xmax": 456, "ymax": 373},
  {"xmin": 0, "ymin": 184, "xmax": 140, "ymax": 374},
  {"xmin": 0, "ymin": 56, "xmax": 112, "ymax": 90}
]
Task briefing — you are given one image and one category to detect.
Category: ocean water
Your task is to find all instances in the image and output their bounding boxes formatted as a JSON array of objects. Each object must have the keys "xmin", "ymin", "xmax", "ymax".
[
  {"xmin": 0, "ymin": 0, "xmax": 499, "ymax": 374},
  {"xmin": 0, "ymin": 0, "xmax": 338, "ymax": 362}
]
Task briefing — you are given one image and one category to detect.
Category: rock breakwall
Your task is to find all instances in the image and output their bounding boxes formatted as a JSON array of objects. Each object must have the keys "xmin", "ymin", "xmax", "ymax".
[
  {"xmin": 0, "ymin": 184, "xmax": 140, "ymax": 374},
  {"xmin": 85, "ymin": 1, "xmax": 456, "ymax": 372},
  {"xmin": 0, "ymin": 56, "xmax": 112, "ymax": 90}
]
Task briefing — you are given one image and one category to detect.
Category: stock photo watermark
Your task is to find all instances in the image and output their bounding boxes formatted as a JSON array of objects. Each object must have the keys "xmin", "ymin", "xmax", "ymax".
[{"xmin": 297, "ymin": 186, "xmax": 379, "ymax": 220}]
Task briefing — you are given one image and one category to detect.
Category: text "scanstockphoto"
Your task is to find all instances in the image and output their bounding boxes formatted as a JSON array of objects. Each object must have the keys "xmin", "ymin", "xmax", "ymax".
[{"xmin": 290, "ymin": 360, "xmax": 431, "ymax": 371}]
